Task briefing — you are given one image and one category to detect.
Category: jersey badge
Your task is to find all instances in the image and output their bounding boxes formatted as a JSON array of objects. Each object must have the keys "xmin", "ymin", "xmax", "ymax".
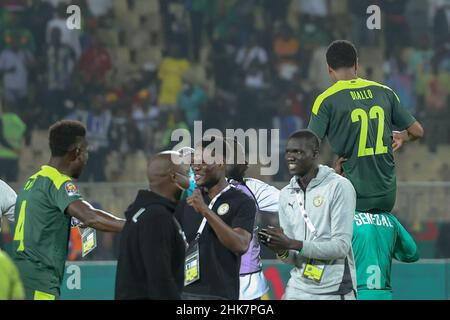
[
  {"xmin": 217, "ymin": 203, "xmax": 230, "ymax": 215},
  {"xmin": 313, "ymin": 195, "xmax": 324, "ymax": 207}
]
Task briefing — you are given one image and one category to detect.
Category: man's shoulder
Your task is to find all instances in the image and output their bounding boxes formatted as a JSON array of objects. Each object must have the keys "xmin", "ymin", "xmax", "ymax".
[
  {"xmin": 327, "ymin": 172, "xmax": 356, "ymax": 195},
  {"xmin": 226, "ymin": 187, "xmax": 256, "ymax": 206}
]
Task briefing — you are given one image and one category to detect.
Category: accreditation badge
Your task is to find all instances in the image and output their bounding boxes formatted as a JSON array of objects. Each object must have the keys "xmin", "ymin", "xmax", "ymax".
[
  {"xmin": 80, "ymin": 227, "xmax": 97, "ymax": 257},
  {"xmin": 184, "ymin": 240, "xmax": 200, "ymax": 286},
  {"xmin": 302, "ymin": 259, "xmax": 325, "ymax": 283}
]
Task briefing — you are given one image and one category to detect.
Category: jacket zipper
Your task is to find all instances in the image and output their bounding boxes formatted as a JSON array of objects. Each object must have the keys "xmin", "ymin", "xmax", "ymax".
[{"xmin": 303, "ymin": 190, "xmax": 307, "ymax": 241}]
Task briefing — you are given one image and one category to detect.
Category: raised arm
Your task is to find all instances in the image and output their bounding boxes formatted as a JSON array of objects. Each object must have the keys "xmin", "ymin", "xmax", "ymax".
[{"xmin": 187, "ymin": 189, "xmax": 253, "ymax": 255}]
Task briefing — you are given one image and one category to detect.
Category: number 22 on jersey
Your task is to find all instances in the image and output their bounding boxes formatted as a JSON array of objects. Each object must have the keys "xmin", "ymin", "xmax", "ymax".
[{"xmin": 351, "ymin": 106, "xmax": 388, "ymax": 157}]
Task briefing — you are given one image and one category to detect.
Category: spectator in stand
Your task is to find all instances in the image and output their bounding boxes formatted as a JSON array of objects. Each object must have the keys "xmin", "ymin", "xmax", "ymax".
[
  {"xmin": 1, "ymin": 11, "xmax": 35, "ymax": 52},
  {"xmin": 407, "ymin": 36, "xmax": 433, "ymax": 79},
  {"xmin": 211, "ymin": 28, "xmax": 240, "ymax": 90},
  {"xmin": 380, "ymin": 0, "xmax": 411, "ymax": 56},
  {"xmin": 273, "ymin": 25, "xmax": 300, "ymax": 81},
  {"xmin": 385, "ymin": 47, "xmax": 417, "ymax": 116},
  {"xmin": 161, "ymin": 112, "xmax": 189, "ymax": 150},
  {"xmin": 86, "ymin": 0, "xmax": 113, "ymax": 18},
  {"xmin": 0, "ymin": 35, "xmax": 34, "ymax": 111},
  {"xmin": 46, "ymin": 3, "xmax": 82, "ymax": 58},
  {"xmin": 349, "ymin": 0, "xmax": 379, "ymax": 47},
  {"xmin": 417, "ymin": 59, "xmax": 450, "ymax": 152},
  {"xmin": 235, "ymin": 34, "xmax": 268, "ymax": 72},
  {"xmin": 78, "ymin": 32, "xmax": 112, "ymax": 90},
  {"xmin": 243, "ymin": 60, "xmax": 268, "ymax": 90},
  {"xmin": 0, "ymin": 103, "xmax": 26, "ymax": 182},
  {"xmin": 433, "ymin": 2, "xmax": 450, "ymax": 46},
  {"xmin": 80, "ymin": 93, "xmax": 112, "ymax": 182},
  {"xmin": 158, "ymin": 44, "xmax": 191, "ymax": 108},
  {"xmin": 44, "ymin": 27, "xmax": 76, "ymax": 122},
  {"xmin": 131, "ymin": 89, "xmax": 159, "ymax": 154},
  {"xmin": 42, "ymin": 0, "xmax": 71, "ymax": 8},
  {"xmin": 187, "ymin": 0, "xmax": 216, "ymax": 62},
  {"xmin": 177, "ymin": 74, "xmax": 207, "ymax": 130},
  {"xmin": 296, "ymin": 0, "xmax": 328, "ymax": 19},
  {"xmin": 308, "ymin": 46, "xmax": 332, "ymax": 92},
  {"xmin": 24, "ymin": 0, "xmax": 54, "ymax": 56}
]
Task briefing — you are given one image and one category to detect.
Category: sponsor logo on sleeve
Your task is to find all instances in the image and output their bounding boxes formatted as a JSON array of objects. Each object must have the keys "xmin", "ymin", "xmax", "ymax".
[{"xmin": 65, "ymin": 182, "xmax": 80, "ymax": 197}]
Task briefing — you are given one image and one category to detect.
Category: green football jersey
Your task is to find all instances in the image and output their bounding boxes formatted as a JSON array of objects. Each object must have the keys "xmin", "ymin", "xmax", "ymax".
[
  {"xmin": 0, "ymin": 249, "xmax": 25, "ymax": 300},
  {"xmin": 352, "ymin": 211, "xmax": 419, "ymax": 300},
  {"xmin": 308, "ymin": 78, "xmax": 416, "ymax": 212},
  {"xmin": 11, "ymin": 165, "xmax": 82, "ymax": 292}
]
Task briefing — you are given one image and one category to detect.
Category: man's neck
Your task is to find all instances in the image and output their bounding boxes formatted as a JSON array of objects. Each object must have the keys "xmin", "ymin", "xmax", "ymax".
[
  {"xmin": 297, "ymin": 167, "xmax": 319, "ymax": 191},
  {"xmin": 150, "ymin": 186, "xmax": 177, "ymax": 203},
  {"xmin": 47, "ymin": 158, "xmax": 71, "ymax": 177},
  {"xmin": 334, "ymin": 69, "xmax": 358, "ymax": 82},
  {"xmin": 207, "ymin": 177, "xmax": 229, "ymax": 199}
]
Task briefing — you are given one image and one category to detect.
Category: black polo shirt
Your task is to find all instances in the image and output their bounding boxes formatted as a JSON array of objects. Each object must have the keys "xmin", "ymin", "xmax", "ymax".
[{"xmin": 176, "ymin": 187, "xmax": 256, "ymax": 300}]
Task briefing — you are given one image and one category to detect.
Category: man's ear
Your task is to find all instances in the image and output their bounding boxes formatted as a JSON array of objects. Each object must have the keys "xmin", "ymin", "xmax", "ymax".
[
  {"xmin": 313, "ymin": 149, "xmax": 320, "ymax": 159},
  {"xmin": 68, "ymin": 148, "xmax": 79, "ymax": 161}
]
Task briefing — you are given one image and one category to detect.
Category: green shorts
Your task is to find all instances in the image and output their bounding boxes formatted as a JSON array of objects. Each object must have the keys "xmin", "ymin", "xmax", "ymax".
[
  {"xmin": 356, "ymin": 191, "xmax": 396, "ymax": 213},
  {"xmin": 14, "ymin": 260, "xmax": 61, "ymax": 300}
]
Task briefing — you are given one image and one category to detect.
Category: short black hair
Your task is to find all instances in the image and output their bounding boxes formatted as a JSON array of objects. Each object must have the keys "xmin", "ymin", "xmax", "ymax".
[
  {"xmin": 49, "ymin": 120, "xmax": 86, "ymax": 157},
  {"xmin": 288, "ymin": 129, "xmax": 320, "ymax": 151},
  {"xmin": 326, "ymin": 40, "xmax": 358, "ymax": 70}
]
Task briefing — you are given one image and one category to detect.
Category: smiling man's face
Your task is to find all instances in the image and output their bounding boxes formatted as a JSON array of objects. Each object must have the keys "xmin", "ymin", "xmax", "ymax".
[{"xmin": 285, "ymin": 137, "xmax": 318, "ymax": 177}]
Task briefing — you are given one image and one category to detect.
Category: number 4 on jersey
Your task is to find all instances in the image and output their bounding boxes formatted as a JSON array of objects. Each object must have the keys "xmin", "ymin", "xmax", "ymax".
[
  {"xmin": 351, "ymin": 106, "xmax": 388, "ymax": 157},
  {"xmin": 13, "ymin": 200, "xmax": 27, "ymax": 251}
]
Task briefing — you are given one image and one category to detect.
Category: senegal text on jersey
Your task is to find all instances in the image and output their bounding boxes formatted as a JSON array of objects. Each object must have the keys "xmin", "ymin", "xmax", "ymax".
[{"xmin": 355, "ymin": 212, "xmax": 394, "ymax": 227}]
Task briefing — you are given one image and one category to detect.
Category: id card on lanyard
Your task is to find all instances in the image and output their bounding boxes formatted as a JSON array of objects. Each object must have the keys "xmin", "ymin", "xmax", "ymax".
[
  {"xmin": 184, "ymin": 185, "xmax": 232, "ymax": 286},
  {"xmin": 80, "ymin": 227, "xmax": 97, "ymax": 257},
  {"xmin": 295, "ymin": 192, "xmax": 326, "ymax": 283}
]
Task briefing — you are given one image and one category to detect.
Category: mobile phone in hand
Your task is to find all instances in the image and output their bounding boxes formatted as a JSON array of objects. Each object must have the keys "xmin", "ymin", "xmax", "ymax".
[{"xmin": 258, "ymin": 229, "xmax": 269, "ymax": 242}]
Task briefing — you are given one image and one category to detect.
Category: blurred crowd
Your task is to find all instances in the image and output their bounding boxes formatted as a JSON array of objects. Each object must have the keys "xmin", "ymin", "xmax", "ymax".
[{"xmin": 0, "ymin": 0, "xmax": 450, "ymax": 183}]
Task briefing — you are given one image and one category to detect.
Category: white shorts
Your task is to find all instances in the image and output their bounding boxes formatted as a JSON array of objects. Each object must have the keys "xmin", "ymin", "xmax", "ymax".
[
  {"xmin": 282, "ymin": 286, "xmax": 356, "ymax": 300},
  {"xmin": 239, "ymin": 271, "xmax": 270, "ymax": 300}
]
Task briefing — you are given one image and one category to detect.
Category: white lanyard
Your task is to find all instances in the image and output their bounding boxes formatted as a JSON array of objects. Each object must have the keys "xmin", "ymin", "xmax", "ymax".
[
  {"xmin": 195, "ymin": 184, "xmax": 233, "ymax": 239},
  {"xmin": 295, "ymin": 191, "xmax": 318, "ymax": 239}
]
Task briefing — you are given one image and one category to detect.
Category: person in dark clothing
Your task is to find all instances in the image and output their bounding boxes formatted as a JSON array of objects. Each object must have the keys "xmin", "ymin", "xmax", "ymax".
[
  {"xmin": 115, "ymin": 151, "xmax": 191, "ymax": 300},
  {"xmin": 176, "ymin": 137, "xmax": 257, "ymax": 300}
]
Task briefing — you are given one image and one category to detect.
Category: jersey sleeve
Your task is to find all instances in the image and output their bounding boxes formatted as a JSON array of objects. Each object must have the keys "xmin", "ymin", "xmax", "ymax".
[
  {"xmin": 244, "ymin": 178, "xmax": 279, "ymax": 213},
  {"xmin": 0, "ymin": 179, "xmax": 17, "ymax": 224},
  {"xmin": 49, "ymin": 181, "xmax": 83, "ymax": 214},
  {"xmin": 392, "ymin": 217, "xmax": 420, "ymax": 263},
  {"xmin": 308, "ymin": 98, "xmax": 331, "ymax": 139},
  {"xmin": 389, "ymin": 88, "xmax": 416, "ymax": 130},
  {"xmin": 231, "ymin": 197, "xmax": 256, "ymax": 234}
]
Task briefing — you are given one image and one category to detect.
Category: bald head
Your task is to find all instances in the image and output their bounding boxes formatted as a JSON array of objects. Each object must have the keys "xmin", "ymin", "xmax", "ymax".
[
  {"xmin": 147, "ymin": 151, "xmax": 181, "ymax": 185},
  {"xmin": 147, "ymin": 151, "xmax": 191, "ymax": 201}
]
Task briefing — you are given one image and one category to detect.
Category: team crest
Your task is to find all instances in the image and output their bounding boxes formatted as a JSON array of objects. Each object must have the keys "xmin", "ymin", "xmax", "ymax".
[
  {"xmin": 217, "ymin": 203, "xmax": 230, "ymax": 215},
  {"xmin": 313, "ymin": 195, "xmax": 324, "ymax": 207},
  {"xmin": 65, "ymin": 182, "xmax": 79, "ymax": 196}
]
